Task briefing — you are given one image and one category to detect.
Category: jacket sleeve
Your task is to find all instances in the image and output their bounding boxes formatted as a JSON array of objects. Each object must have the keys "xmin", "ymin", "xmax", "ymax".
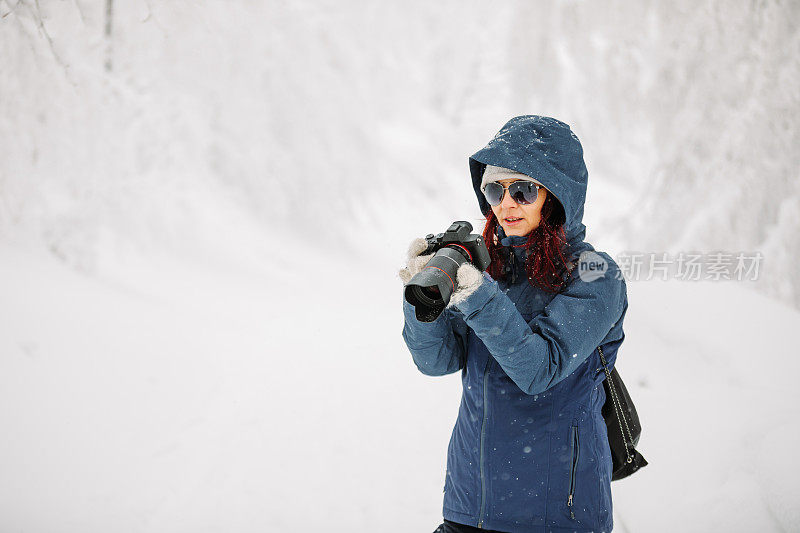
[
  {"xmin": 453, "ymin": 256, "xmax": 626, "ymax": 395},
  {"xmin": 401, "ymin": 297, "xmax": 466, "ymax": 376}
]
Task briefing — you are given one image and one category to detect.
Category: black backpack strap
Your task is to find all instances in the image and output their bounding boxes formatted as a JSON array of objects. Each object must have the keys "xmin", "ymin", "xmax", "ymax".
[{"xmin": 598, "ymin": 345, "xmax": 634, "ymax": 464}]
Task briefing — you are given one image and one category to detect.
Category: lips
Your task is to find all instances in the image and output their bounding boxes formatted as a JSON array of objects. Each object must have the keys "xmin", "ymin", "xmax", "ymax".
[{"xmin": 505, "ymin": 217, "xmax": 523, "ymax": 223}]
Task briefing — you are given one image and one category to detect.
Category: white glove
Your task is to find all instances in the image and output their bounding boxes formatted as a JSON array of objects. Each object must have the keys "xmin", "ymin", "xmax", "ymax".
[
  {"xmin": 399, "ymin": 237, "xmax": 485, "ymax": 306},
  {"xmin": 398, "ymin": 237, "xmax": 434, "ymax": 285},
  {"xmin": 446, "ymin": 262, "xmax": 485, "ymax": 308}
]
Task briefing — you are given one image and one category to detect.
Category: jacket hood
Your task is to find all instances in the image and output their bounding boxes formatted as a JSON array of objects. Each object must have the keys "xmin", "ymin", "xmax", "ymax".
[{"xmin": 470, "ymin": 115, "xmax": 589, "ymax": 248}]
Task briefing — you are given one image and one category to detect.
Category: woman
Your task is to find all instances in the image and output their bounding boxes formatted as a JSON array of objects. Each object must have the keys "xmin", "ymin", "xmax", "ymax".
[{"xmin": 399, "ymin": 115, "xmax": 627, "ymax": 533}]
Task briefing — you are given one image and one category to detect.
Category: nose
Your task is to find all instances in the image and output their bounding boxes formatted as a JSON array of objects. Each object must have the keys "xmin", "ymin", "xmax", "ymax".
[{"xmin": 499, "ymin": 187, "xmax": 518, "ymax": 209}]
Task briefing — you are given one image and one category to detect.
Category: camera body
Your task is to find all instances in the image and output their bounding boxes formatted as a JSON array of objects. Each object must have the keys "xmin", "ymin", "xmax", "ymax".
[
  {"xmin": 404, "ymin": 221, "xmax": 491, "ymax": 322},
  {"xmin": 421, "ymin": 221, "xmax": 492, "ymax": 269}
]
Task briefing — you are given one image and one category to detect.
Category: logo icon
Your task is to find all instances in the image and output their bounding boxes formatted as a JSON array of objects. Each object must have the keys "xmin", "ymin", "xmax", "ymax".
[{"xmin": 577, "ymin": 251, "xmax": 607, "ymax": 282}]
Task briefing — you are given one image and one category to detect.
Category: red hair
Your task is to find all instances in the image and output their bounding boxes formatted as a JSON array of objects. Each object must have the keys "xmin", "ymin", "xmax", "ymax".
[{"xmin": 481, "ymin": 191, "xmax": 571, "ymax": 293}]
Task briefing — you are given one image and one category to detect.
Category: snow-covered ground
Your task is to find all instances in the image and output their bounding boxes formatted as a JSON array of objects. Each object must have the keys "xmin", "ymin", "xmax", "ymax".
[{"xmin": 2, "ymin": 238, "xmax": 798, "ymax": 532}]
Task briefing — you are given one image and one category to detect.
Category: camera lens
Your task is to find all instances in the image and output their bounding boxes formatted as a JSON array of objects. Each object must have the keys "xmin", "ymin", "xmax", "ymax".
[
  {"xmin": 409, "ymin": 284, "xmax": 442, "ymax": 307},
  {"xmin": 421, "ymin": 285, "xmax": 440, "ymax": 299}
]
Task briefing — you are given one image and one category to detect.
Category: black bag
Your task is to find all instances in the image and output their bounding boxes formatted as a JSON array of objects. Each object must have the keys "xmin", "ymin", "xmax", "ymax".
[{"xmin": 598, "ymin": 345, "xmax": 648, "ymax": 481}]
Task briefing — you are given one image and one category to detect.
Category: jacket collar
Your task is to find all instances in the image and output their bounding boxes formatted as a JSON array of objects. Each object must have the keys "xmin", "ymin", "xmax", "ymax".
[{"xmin": 495, "ymin": 225, "xmax": 529, "ymax": 284}]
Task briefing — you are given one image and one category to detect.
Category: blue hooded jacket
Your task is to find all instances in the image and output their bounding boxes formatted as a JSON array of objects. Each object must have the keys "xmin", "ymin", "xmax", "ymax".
[{"xmin": 402, "ymin": 116, "xmax": 627, "ymax": 532}]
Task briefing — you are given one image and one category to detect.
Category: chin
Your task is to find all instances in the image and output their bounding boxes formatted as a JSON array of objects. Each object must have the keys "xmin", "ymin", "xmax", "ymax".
[{"xmin": 503, "ymin": 225, "xmax": 529, "ymax": 236}]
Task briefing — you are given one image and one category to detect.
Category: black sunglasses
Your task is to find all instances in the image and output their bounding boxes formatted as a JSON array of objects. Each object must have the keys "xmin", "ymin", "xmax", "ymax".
[{"xmin": 482, "ymin": 180, "xmax": 542, "ymax": 206}]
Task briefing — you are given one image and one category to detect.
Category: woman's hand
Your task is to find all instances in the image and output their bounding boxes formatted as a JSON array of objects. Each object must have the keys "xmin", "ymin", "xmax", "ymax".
[
  {"xmin": 447, "ymin": 263, "xmax": 486, "ymax": 308},
  {"xmin": 399, "ymin": 236, "xmax": 486, "ymax": 302},
  {"xmin": 398, "ymin": 237, "xmax": 434, "ymax": 285}
]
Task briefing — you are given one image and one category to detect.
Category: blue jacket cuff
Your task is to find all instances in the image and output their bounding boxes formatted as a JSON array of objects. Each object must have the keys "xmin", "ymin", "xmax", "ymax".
[{"xmin": 452, "ymin": 274, "xmax": 498, "ymax": 317}]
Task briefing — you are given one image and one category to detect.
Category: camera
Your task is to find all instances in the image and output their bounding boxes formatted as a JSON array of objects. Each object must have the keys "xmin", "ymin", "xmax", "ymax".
[{"xmin": 404, "ymin": 221, "xmax": 491, "ymax": 322}]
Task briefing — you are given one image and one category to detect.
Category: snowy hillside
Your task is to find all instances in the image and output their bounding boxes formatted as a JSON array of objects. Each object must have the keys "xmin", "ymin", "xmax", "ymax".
[{"xmin": 2, "ymin": 0, "xmax": 797, "ymax": 306}]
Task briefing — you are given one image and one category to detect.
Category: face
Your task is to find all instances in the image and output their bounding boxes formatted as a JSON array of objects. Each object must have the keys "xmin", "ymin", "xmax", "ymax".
[{"xmin": 489, "ymin": 179, "xmax": 548, "ymax": 237}]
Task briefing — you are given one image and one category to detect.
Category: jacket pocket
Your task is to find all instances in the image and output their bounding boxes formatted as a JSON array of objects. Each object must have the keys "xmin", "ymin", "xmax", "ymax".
[{"xmin": 567, "ymin": 421, "xmax": 580, "ymax": 520}]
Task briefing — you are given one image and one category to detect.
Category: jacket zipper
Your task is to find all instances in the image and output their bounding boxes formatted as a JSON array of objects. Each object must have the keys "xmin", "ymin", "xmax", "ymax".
[
  {"xmin": 567, "ymin": 423, "xmax": 579, "ymax": 519},
  {"xmin": 477, "ymin": 358, "xmax": 492, "ymax": 528}
]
